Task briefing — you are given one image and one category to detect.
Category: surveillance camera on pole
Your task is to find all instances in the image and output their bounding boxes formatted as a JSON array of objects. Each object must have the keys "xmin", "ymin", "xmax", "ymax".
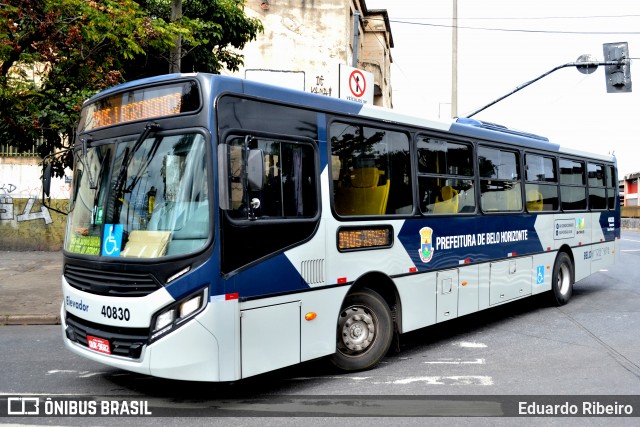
[{"xmin": 602, "ymin": 42, "xmax": 632, "ymax": 93}]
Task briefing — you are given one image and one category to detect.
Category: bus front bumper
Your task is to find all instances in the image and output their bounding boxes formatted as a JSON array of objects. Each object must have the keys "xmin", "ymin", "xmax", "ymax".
[{"xmin": 61, "ymin": 303, "xmax": 222, "ymax": 381}]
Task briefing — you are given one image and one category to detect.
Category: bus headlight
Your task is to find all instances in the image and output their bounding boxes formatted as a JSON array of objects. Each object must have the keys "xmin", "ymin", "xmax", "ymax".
[{"xmin": 150, "ymin": 288, "xmax": 208, "ymax": 342}]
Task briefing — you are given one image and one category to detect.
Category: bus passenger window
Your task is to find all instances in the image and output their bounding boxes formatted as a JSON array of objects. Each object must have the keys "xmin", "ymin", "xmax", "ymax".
[
  {"xmin": 417, "ymin": 137, "xmax": 475, "ymax": 215},
  {"xmin": 606, "ymin": 165, "xmax": 617, "ymax": 209},
  {"xmin": 559, "ymin": 158, "xmax": 586, "ymax": 210},
  {"xmin": 224, "ymin": 135, "xmax": 318, "ymax": 220},
  {"xmin": 524, "ymin": 154, "xmax": 559, "ymax": 212},
  {"xmin": 524, "ymin": 184, "xmax": 559, "ymax": 211},
  {"xmin": 479, "ymin": 146, "xmax": 522, "ymax": 212},
  {"xmin": 330, "ymin": 123, "xmax": 411, "ymax": 216},
  {"xmin": 419, "ymin": 177, "xmax": 475, "ymax": 214},
  {"xmin": 588, "ymin": 162, "xmax": 607, "ymax": 210}
]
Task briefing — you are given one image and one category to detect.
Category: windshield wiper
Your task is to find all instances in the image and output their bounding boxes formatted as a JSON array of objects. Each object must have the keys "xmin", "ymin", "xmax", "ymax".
[
  {"xmin": 124, "ymin": 135, "xmax": 163, "ymax": 194},
  {"xmin": 78, "ymin": 137, "xmax": 97, "ymax": 189},
  {"xmin": 113, "ymin": 122, "xmax": 159, "ymax": 199}
]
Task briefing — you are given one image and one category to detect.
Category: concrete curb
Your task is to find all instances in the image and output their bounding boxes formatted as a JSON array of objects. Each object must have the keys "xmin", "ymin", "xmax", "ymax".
[{"xmin": 1, "ymin": 314, "xmax": 60, "ymax": 326}]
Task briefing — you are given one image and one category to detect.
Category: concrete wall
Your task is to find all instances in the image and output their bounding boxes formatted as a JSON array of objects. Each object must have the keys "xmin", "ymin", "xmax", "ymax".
[
  {"xmin": 233, "ymin": 0, "xmax": 348, "ymax": 101},
  {"xmin": 622, "ymin": 218, "xmax": 640, "ymax": 230},
  {"xmin": 241, "ymin": 0, "xmax": 349, "ymax": 73},
  {"xmin": 228, "ymin": 0, "xmax": 393, "ymax": 107},
  {"xmin": 0, "ymin": 157, "xmax": 70, "ymax": 251}
]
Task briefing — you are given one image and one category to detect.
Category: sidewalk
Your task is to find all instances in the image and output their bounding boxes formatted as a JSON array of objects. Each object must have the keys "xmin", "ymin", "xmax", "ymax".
[{"xmin": 0, "ymin": 250, "xmax": 63, "ymax": 325}]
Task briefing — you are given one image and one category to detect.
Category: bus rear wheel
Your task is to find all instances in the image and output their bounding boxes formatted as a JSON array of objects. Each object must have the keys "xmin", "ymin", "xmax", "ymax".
[
  {"xmin": 550, "ymin": 252, "xmax": 574, "ymax": 306},
  {"xmin": 330, "ymin": 288, "xmax": 393, "ymax": 372}
]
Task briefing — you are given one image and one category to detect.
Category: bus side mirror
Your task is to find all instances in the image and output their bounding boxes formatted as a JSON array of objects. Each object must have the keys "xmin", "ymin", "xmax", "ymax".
[
  {"xmin": 43, "ymin": 163, "xmax": 53, "ymax": 198},
  {"xmin": 247, "ymin": 149, "xmax": 264, "ymax": 191},
  {"xmin": 41, "ymin": 155, "xmax": 68, "ymax": 216}
]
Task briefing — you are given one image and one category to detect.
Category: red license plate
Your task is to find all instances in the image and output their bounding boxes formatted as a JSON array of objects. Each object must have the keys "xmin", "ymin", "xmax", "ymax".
[{"xmin": 87, "ymin": 335, "xmax": 111, "ymax": 354}]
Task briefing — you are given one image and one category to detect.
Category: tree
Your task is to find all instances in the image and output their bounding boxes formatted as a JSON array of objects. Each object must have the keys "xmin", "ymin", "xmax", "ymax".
[
  {"xmin": 129, "ymin": 0, "xmax": 263, "ymax": 78},
  {"xmin": 0, "ymin": 0, "xmax": 262, "ymax": 169}
]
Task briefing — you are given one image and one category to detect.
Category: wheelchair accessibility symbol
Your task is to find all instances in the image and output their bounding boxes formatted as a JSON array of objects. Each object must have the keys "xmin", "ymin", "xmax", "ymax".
[
  {"xmin": 536, "ymin": 266, "xmax": 545, "ymax": 285},
  {"xmin": 102, "ymin": 224, "xmax": 123, "ymax": 257}
]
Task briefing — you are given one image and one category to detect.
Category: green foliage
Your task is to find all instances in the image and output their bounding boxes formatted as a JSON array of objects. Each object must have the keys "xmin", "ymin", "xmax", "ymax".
[
  {"xmin": 0, "ymin": 0, "xmax": 262, "ymax": 165},
  {"xmin": 128, "ymin": 0, "xmax": 263, "ymax": 77}
]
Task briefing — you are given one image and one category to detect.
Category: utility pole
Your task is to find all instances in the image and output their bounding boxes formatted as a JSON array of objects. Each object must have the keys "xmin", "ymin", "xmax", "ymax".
[
  {"xmin": 451, "ymin": 0, "xmax": 458, "ymax": 118},
  {"xmin": 170, "ymin": 0, "xmax": 182, "ymax": 73},
  {"xmin": 352, "ymin": 10, "xmax": 360, "ymax": 68}
]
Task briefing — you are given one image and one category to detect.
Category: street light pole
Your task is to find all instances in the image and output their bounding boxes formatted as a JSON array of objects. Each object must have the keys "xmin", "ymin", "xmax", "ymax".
[
  {"xmin": 451, "ymin": 0, "xmax": 458, "ymax": 118},
  {"xmin": 464, "ymin": 58, "xmax": 627, "ymax": 118}
]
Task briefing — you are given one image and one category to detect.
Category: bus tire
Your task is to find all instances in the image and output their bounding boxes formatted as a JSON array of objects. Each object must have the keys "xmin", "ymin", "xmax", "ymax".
[
  {"xmin": 331, "ymin": 288, "xmax": 393, "ymax": 372},
  {"xmin": 550, "ymin": 252, "xmax": 574, "ymax": 306}
]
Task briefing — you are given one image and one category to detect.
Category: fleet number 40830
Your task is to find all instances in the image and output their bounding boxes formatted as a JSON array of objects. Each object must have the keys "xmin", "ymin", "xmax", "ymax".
[{"xmin": 101, "ymin": 305, "xmax": 131, "ymax": 321}]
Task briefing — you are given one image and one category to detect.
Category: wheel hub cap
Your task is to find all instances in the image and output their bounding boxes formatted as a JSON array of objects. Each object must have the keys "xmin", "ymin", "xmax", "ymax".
[{"xmin": 339, "ymin": 308, "xmax": 376, "ymax": 352}]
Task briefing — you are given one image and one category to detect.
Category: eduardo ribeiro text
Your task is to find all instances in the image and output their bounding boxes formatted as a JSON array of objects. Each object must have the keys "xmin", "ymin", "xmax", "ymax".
[{"xmin": 519, "ymin": 400, "xmax": 633, "ymax": 416}]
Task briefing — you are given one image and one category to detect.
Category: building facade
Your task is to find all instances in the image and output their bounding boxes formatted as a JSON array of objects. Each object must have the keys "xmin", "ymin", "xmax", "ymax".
[
  {"xmin": 226, "ymin": 0, "xmax": 394, "ymax": 107},
  {"xmin": 622, "ymin": 172, "xmax": 640, "ymax": 207}
]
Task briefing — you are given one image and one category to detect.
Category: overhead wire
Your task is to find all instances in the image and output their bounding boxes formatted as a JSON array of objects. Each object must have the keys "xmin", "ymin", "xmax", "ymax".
[
  {"xmin": 391, "ymin": 14, "xmax": 640, "ymax": 21},
  {"xmin": 363, "ymin": 15, "xmax": 640, "ymax": 35},
  {"xmin": 387, "ymin": 19, "xmax": 640, "ymax": 35}
]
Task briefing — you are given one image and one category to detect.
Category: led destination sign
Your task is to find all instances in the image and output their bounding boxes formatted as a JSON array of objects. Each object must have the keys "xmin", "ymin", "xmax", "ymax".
[
  {"xmin": 79, "ymin": 81, "xmax": 200, "ymax": 132},
  {"xmin": 338, "ymin": 226, "xmax": 393, "ymax": 251}
]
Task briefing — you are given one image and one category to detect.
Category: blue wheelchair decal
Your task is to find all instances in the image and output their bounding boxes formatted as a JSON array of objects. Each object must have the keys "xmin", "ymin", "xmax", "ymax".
[
  {"xmin": 102, "ymin": 224, "xmax": 123, "ymax": 257},
  {"xmin": 536, "ymin": 266, "xmax": 545, "ymax": 285}
]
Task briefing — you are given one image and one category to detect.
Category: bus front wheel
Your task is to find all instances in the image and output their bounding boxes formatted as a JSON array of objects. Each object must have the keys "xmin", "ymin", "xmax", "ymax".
[
  {"xmin": 550, "ymin": 252, "xmax": 574, "ymax": 306},
  {"xmin": 331, "ymin": 288, "xmax": 393, "ymax": 371}
]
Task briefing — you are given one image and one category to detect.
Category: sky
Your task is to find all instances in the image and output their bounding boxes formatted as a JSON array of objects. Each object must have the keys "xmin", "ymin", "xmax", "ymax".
[{"xmin": 366, "ymin": 0, "xmax": 640, "ymax": 178}]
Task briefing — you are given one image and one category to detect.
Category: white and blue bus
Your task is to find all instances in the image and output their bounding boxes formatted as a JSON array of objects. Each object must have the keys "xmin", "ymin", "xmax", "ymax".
[{"xmin": 56, "ymin": 73, "xmax": 620, "ymax": 381}]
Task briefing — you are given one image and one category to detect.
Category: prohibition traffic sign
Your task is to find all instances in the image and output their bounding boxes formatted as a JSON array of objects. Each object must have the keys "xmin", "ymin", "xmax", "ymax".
[
  {"xmin": 339, "ymin": 64, "xmax": 373, "ymax": 103},
  {"xmin": 349, "ymin": 70, "xmax": 366, "ymax": 98}
]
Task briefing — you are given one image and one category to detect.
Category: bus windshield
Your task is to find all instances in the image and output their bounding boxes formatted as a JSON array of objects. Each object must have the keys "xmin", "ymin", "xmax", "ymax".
[{"xmin": 65, "ymin": 132, "xmax": 210, "ymax": 258}]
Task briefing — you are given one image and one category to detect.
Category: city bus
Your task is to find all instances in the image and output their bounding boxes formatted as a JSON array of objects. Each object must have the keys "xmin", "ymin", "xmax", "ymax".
[{"xmin": 50, "ymin": 73, "xmax": 620, "ymax": 381}]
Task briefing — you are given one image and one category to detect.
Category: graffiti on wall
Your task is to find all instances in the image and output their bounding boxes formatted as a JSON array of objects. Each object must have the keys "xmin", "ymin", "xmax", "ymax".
[
  {"xmin": 0, "ymin": 184, "xmax": 53, "ymax": 225},
  {"xmin": 309, "ymin": 75, "xmax": 333, "ymax": 97},
  {"xmin": 0, "ymin": 196, "xmax": 53, "ymax": 224},
  {"xmin": 0, "ymin": 183, "xmax": 17, "ymax": 194}
]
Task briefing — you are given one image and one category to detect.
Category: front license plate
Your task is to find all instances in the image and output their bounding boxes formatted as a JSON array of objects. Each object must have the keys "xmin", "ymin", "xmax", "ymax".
[{"xmin": 87, "ymin": 335, "xmax": 111, "ymax": 355}]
